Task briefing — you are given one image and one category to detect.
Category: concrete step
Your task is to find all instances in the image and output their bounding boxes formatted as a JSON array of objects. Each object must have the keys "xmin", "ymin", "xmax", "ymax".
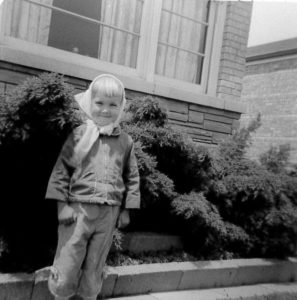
[
  {"xmin": 0, "ymin": 258, "xmax": 297, "ymax": 299},
  {"xmin": 105, "ymin": 283, "xmax": 297, "ymax": 300},
  {"xmin": 100, "ymin": 258, "xmax": 297, "ymax": 298}
]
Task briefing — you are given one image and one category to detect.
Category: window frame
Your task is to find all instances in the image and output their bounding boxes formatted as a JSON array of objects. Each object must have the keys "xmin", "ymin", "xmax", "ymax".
[
  {"xmin": 147, "ymin": 0, "xmax": 217, "ymax": 95},
  {"xmin": 0, "ymin": 0, "xmax": 227, "ymax": 103}
]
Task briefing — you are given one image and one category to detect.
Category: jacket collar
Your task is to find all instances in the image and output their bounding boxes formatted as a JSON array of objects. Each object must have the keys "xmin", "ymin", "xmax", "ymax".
[{"xmin": 99, "ymin": 125, "xmax": 121, "ymax": 136}]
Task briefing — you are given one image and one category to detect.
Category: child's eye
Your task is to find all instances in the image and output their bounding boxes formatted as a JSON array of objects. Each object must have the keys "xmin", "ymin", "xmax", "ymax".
[
  {"xmin": 96, "ymin": 101, "xmax": 103, "ymax": 105},
  {"xmin": 110, "ymin": 103, "xmax": 118, "ymax": 107}
]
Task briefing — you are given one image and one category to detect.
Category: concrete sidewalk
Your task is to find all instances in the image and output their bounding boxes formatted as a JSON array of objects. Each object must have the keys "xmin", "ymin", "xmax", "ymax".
[{"xmin": 105, "ymin": 283, "xmax": 297, "ymax": 300}]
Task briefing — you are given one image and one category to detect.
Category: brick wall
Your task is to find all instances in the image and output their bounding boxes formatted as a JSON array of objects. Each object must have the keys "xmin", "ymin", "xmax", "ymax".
[
  {"xmin": 217, "ymin": 1, "xmax": 252, "ymax": 102},
  {"xmin": 241, "ymin": 56, "xmax": 297, "ymax": 163}
]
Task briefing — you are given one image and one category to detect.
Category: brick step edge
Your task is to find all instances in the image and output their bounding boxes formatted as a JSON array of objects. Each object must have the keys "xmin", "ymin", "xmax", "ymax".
[{"xmin": 0, "ymin": 258, "xmax": 297, "ymax": 300}]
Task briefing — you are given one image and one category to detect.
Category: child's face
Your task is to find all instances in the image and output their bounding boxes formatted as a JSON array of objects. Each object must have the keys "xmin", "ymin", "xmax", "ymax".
[{"xmin": 91, "ymin": 89, "xmax": 122, "ymax": 126}]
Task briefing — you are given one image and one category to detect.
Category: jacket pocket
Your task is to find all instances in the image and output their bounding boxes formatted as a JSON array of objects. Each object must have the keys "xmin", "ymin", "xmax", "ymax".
[{"xmin": 69, "ymin": 171, "xmax": 97, "ymax": 197}]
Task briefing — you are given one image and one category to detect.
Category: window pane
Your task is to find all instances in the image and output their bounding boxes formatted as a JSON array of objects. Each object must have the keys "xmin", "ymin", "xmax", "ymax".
[
  {"xmin": 155, "ymin": 0, "xmax": 210, "ymax": 84},
  {"xmin": 98, "ymin": 0, "xmax": 143, "ymax": 68},
  {"xmin": 4, "ymin": 0, "xmax": 53, "ymax": 45},
  {"xmin": 4, "ymin": 0, "xmax": 143, "ymax": 68},
  {"xmin": 48, "ymin": 0, "xmax": 101, "ymax": 58}
]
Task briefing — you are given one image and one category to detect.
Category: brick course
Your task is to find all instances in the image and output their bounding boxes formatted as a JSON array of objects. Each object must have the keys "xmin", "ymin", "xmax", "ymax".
[{"xmin": 217, "ymin": 1, "xmax": 252, "ymax": 102}]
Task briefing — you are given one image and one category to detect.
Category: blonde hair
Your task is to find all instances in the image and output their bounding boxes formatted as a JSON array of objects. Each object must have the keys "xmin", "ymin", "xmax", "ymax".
[{"xmin": 91, "ymin": 75, "xmax": 124, "ymax": 99}]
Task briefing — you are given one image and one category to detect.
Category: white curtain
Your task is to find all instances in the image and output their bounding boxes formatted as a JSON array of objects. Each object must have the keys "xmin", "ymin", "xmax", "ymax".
[
  {"xmin": 156, "ymin": 0, "xmax": 209, "ymax": 84},
  {"xmin": 98, "ymin": 0, "xmax": 142, "ymax": 68},
  {"xmin": 5, "ymin": 0, "xmax": 53, "ymax": 45}
]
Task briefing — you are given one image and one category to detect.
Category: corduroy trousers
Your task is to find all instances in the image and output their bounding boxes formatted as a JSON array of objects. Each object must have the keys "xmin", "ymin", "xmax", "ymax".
[{"xmin": 48, "ymin": 203, "xmax": 120, "ymax": 299}]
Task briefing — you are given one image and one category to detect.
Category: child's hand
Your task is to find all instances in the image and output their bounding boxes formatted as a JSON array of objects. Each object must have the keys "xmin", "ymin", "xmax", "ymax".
[
  {"xmin": 117, "ymin": 209, "xmax": 130, "ymax": 229},
  {"xmin": 57, "ymin": 202, "xmax": 77, "ymax": 226}
]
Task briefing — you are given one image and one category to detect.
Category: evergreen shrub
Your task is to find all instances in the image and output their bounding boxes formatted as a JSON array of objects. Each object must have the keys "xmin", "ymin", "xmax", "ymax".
[
  {"xmin": 123, "ymin": 97, "xmax": 213, "ymax": 232},
  {"xmin": 0, "ymin": 73, "xmax": 82, "ymax": 271},
  {"xmin": 127, "ymin": 100, "xmax": 297, "ymax": 258},
  {"xmin": 204, "ymin": 115, "xmax": 297, "ymax": 258},
  {"xmin": 259, "ymin": 144, "xmax": 291, "ymax": 174}
]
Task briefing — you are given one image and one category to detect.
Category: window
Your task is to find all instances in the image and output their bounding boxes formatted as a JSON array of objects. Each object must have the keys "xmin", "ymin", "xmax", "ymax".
[
  {"xmin": 48, "ymin": 0, "xmax": 102, "ymax": 59},
  {"xmin": 156, "ymin": 0, "xmax": 209, "ymax": 85},
  {"xmin": 0, "ymin": 0, "xmax": 225, "ymax": 99},
  {"xmin": 3, "ymin": 0, "xmax": 143, "ymax": 68}
]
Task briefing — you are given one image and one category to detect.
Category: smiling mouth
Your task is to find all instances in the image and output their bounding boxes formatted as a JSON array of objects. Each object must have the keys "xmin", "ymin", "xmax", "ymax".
[
  {"xmin": 95, "ymin": 116, "xmax": 112, "ymax": 125},
  {"xmin": 97, "ymin": 116, "xmax": 111, "ymax": 120}
]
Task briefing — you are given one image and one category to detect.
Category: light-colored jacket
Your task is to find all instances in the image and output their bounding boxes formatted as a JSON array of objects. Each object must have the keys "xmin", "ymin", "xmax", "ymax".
[{"xmin": 46, "ymin": 123, "xmax": 140, "ymax": 209}]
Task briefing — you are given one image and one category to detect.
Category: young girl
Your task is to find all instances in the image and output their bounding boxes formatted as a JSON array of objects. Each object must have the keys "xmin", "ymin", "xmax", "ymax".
[{"xmin": 46, "ymin": 74, "xmax": 140, "ymax": 300}]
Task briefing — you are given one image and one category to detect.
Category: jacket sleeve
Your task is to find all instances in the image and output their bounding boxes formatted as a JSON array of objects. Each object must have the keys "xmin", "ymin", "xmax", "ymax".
[
  {"xmin": 45, "ymin": 131, "xmax": 77, "ymax": 202},
  {"xmin": 123, "ymin": 142, "xmax": 141, "ymax": 209}
]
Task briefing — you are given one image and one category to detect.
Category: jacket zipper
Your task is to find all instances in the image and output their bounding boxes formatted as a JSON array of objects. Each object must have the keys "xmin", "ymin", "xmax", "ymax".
[{"xmin": 104, "ymin": 137, "xmax": 108, "ymax": 201}]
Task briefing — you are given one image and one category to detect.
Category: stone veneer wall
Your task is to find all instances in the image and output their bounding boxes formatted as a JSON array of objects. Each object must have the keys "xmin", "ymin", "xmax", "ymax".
[
  {"xmin": 241, "ymin": 55, "xmax": 297, "ymax": 163},
  {"xmin": 0, "ymin": 61, "xmax": 241, "ymax": 145}
]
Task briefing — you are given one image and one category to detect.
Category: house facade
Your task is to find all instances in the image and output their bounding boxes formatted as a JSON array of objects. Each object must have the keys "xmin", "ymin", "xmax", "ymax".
[
  {"xmin": 241, "ymin": 37, "xmax": 297, "ymax": 163},
  {"xmin": 0, "ymin": 0, "xmax": 252, "ymax": 144}
]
